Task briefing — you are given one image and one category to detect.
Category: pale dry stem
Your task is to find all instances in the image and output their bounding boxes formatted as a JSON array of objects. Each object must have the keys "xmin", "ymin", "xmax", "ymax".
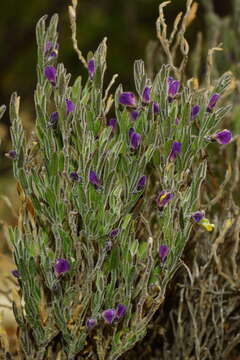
[{"xmin": 68, "ymin": 0, "xmax": 88, "ymax": 69}]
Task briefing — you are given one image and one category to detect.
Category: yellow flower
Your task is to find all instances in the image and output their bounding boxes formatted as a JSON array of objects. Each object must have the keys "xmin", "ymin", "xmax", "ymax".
[
  {"xmin": 199, "ymin": 218, "xmax": 215, "ymax": 232},
  {"xmin": 159, "ymin": 193, "xmax": 167, "ymax": 202}
]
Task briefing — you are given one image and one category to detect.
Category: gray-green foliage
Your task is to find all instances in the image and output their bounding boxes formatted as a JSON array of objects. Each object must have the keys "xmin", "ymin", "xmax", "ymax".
[{"xmin": 8, "ymin": 12, "xmax": 231, "ymax": 360}]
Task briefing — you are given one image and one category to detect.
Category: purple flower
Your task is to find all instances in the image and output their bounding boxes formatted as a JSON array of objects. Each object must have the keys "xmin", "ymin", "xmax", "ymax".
[
  {"xmin": 6, "ymin": 150, "xmax": 17, "ymax": 160},
  {"xmin": 142, "ymin": 86, "xmax": 151, "ymax": 103},
  {"xmin": 119, "ymin": 92, "xmax": 137, "ymax": 107},
  {"xmin": 159, "ymin": 245, "xmax": 169, "ymax": 263},
  {"xmin": 175, "ymin": 117, "xmax": 180, "ymax": 126},
  {"xmin": 136, "ymin": 175, "xmax": 146, "ymax": 191},
  {"xmin": 88, "ymin": 59, "xmax": 95, "ymax": 79},
  {"xmin": 131, "ymin": 133, "xmax": 141, "ymax": 149},
  {"xmin": 108, "ymin": 228, "xmax": 120, "ymax": 238},
  {"xmin": 45, "ymin": 41, "xmax": 53, "ymax": 54},
  {"xmin": 116, "ymin": 304, "xmax": 126, "ymax": 319},
  {"xmin": 192, "ymin": 211, "xmax": 204, "ymax": 223},
  {"xmin": 102, "ymin": 309, "xmax": 116, "ymax": 325},
  {"xmin": 130, "ymin": 110, "xmax": 139, "ymax": 121},
  {"xmin": 54, "ymin": 258, "xmax": 70, "ymax": 275},
  {"xmin": 207, "ymin": 93, "xmax": 220, "ymax": 112},
  {"xmin": 44, "ymin": 66, "xmax": 57, "ymax": 85},
  {"xmin": 213, "ymin": 129, "xmax": 232, "ymax": 145},
  {"xmin": 44, "ymin": 41, "xmax": 58, "ymax": 59},
  {"xmin": 66, "ymin": 99, "xmax": 74, "ymax": 115},
  {"xmin": 156, "ymin": 191, "xmax": 174, "ymax": 211},
  {"xmin": 153, "ymin": 102, "xmax": 159, "ymax": 114},
  {"xmin": 191, "ymin": 105, "xmax": 200, "ymax": 121},
  {"xmin": 47, "ymin": 111, "xmax": 58, "ymax": 127},
  {"xmin": 107, "ymin": 118, "xmax": 117, "ymax": 133},
  {"xmin": 11, "ymin": 270, "xmax": 20, "ymax": 278},
  {"xmin": 69, "ymin": 171, "xmax": 82, "ymax": 182},
  {"xmin": 129, "ymin": 128, "xmax": 141, "ymax": 150},
  {"xmin": 169, "ymin": 141, "xmax": 182, "ymax": 161},
  {"xmin": 168, "ymin": 77, "xmax": 180, "ymax": 101},
  {"xmin": 89, "ymin": 170, "xmax": 101, "ymax": 189},
  {"xmin": 129, "ymin": 128, "xmax": 135, "ymax": 138},
  {"xmin": 87, "ymin": 318, "xmax": 97, "ymax": 329}
]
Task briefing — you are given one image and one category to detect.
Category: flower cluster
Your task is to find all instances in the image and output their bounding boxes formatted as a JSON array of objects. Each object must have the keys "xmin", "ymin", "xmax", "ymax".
[
  {"xmin": 142, "ymin": 86, "xmax": 151, "ymax": 103},
  {"xmin": 88, "ymin": 59, "xmax": 95, "ymax": 79},
  {"xmin": 191, "ymin": 105, "xmax": 200, "ymax": 121},
  {"xmin": 119, "ymin": 92, "xmax": 137, "ymax": 107},
  {"xmin": 44, "ymin": 41, "xmax": 58, "ymax": 61},
  {"xmin": 169, "ymin": 141, "xmax": 181, "ymax": 161},
  {"xmin": 207, "ymin": 93, "xmax": 220, "ymax": 112},
  {"xmin": 54, "ymin": 258, "xmax": 70, "ymax": 275},
  {"xmin": 5, "ymin": 150, "xmax": 17, "ymax": 160},
  {"xmin": 86, "ymin": 304, "xmax": 126, "ymax": 330},
  {"xmin": 159, "ymin": 245, "xmax": 169, "ymax": 263},
  {"xmin": 191, "ymin": 211, "xmax": 215, "ymax": 232},
  {"xmin": 129, "ymin": 128, "xmax": 141, "ymax": 150},
  {"xmin": 45, "ymin": 66, "xmax": 57, "ymax": 86},
  {"xmin": 212, "ymin": 129, "xmax": 232, "ymax": 145},
  {"xmin": 102, "ymin": 304, "xmax": 126, "ymax": 324},
  {"xmin": 156, "ymin": 191, "xmax": 174, "ymax": 211},
  {"xmin": 168, "ymin": 77, "xmax": 180, "ymax": 102},
  {"xmin": 89, "ymin": 170, "xmax": 101, "ymax": 189}
]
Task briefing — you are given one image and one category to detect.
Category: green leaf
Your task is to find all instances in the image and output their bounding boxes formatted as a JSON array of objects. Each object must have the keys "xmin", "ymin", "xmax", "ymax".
[{"xmin": 122, "ymin": 214, "xmax": 132, "ymax": 230}]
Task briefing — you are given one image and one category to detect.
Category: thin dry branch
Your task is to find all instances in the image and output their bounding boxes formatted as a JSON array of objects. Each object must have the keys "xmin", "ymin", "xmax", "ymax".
[
  {"xmin": 68, "ymin": 0, "xmax": 88, "ymax": 69},
  {"xmin": 206, "ymin": 46, "xmax": 223, "ymax": 89}
]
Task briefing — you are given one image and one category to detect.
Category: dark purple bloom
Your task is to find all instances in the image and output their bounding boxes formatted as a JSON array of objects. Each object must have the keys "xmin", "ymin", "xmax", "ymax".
[
  {"xmin": 47, "ymin": 111, "xmax": 58, "ymax": 127},
  {"xmin": 107, "ymin": 118, "xmax": 117, "ymax": 133},
  {"xmin": 191, "ymin": 105, "xmax": 200, "ymax": 121},
  {"xmin": 102, "ymin": 309, "xmax": 116, "ymax": 325},
  {"xmin": 192, "ymin": 211, "xmax": 204, "ymax": 223},
  {"xmin": 129, "ymin": 129, "xmax": 141, "ymax": 150},
  {"xmin": 66, "ymin": 99, "xmax": 74, "ymax": 115},
  {"xmin": 119, "ymin": 92, "xmax": 137, "ymax": 107},
  {"xmin": 69, "ymin": 171, "xmax": 82, "ymax": 182},
  {"xmin": 175, "ymin": 117, "xmax": 180, "ymax": 126},
  {"xmin": 130, "ymin": 110, "xmax": 139, "ymax": 121},
  {"xmin": 88, "ymin": 59, "xmax": 95, "ymax": 79},
  {"xmin": 153, "ymin": 102, "xmax": 159, "ymax": 114},
  {"xmin": 207, "ymin": 93, "xmax": 220, "ymax": 112},
  {"xmin": 159, "ymin": 245, "xmax": 169, "ymax": 263},
  {"xmin": 169, "ymin": 141, "xmax": 182, "ymax": 161},
  {"xmin": 168, "ymin": 77, "xmax": 180, "ymax": 101},
  {"xmin": 129, "ymin": 127, "xmax": 135, "ymax": 138},
  {"xmin": 87, "ymin": 318, "xmax": 97, "ymax": 329},
  {"xmin": 156, "ymin": 191, "xmax": 174, "ymax": 211},
  {"xmin": 108, "ymin": 228, "xmax": 120, "ymax": 238},
  {"xmin": 142, "ymin": 86, "xmax": 151, "ymax": 103},
  {"xmin": 136, "ymin": 175, "xmax": 146, "ymax": 191},
  {"xmin": 44, "ymin": 66, "xmax": 57, "ymax": 85},
  {"xmin": 116, "ymin": 304, "xmax": 126, "ymax": 319},
  {"xmin": 6, "ymin": 150, "xmax": 17, "ymax": 160},
  {"xmin": 213, "ymin": 129, "xmax": 232, "ymax": 145},
  {"xmin": 169, "ymin": 81, "xmax": 180, "ymax": 96},
  {"xmin": 54, "ymin": 258, "xmax": 70, "ymax": 275},
  {"xmin": 89, "ymin": 170, "xmax": 101, "ymax": 189},
  {"xmin": 131, "ymin": 133, "xmax": 141, "ymax": 149},
  {"xmin": 11, "ymin": 270, "xmax": 20, "ymax": 278}
]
